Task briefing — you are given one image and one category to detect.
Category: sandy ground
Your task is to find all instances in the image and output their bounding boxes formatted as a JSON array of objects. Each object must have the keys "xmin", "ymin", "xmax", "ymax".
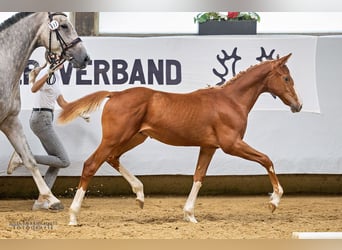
[{"xmin": 0, "ymin": 195, "xmax": 341, "ymax": 239}]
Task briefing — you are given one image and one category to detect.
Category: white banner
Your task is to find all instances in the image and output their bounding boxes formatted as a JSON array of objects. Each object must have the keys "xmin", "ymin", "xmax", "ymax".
[
  {"xmin": 1, "ymin": 35, "xmax": 325, "ymax": 177},
  {"xmin": 20, "ymin": 35, "xmax": 320, "ymax": 113}
]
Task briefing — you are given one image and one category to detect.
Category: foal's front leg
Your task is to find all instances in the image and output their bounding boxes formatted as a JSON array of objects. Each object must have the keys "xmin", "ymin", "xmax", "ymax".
[
  {"xmin": 183, "ymin": 147, "xmax": 216, "ymax": 223},
  {"xmin": 226, "ymin": 140, "xmax": 283, "ymax": 212}
]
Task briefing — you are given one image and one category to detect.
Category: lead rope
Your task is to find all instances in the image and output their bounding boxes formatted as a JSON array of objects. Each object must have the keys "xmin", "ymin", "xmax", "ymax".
[
  {"xmin": 47, "ymin": 65, "xmax": 56, "ymax": 85},
  {"xmin": 46, "ymin": 58, "xmax": 66, "ymax": 85}
]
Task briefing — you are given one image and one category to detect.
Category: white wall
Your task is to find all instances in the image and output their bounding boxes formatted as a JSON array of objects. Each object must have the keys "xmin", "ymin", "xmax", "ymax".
[{"xmin": 99, "ymin": 12, "xmax": 342, "ymax": 34}]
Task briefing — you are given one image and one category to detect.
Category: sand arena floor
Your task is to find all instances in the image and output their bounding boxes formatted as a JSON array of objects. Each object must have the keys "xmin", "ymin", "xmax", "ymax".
[{"xmin": 0, "ymin": 195, "xmax": 341, "ymax": 239}]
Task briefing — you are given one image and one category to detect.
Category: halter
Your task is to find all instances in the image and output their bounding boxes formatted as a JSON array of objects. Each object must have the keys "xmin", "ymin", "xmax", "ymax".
[{"xmin": 47, "ymin": 12, "xmax": 82, "ymax": 66}]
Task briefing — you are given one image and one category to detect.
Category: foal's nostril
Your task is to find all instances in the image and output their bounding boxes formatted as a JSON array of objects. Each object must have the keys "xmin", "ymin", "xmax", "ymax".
[{"xmin": 298, "ymin": 104, "xmax": 303, "ymax": 112}]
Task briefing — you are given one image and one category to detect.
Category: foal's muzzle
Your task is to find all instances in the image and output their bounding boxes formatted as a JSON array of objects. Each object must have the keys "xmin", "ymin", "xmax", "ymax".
[{"xmin": 291, "ymin": 103, "xmax": 302, "ymax": 113}]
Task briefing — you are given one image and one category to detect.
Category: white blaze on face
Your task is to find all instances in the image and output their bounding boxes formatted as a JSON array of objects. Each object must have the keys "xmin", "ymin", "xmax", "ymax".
[{"xmin": 293, "ymin": 85, "xmax": 303, "ymax": 107}]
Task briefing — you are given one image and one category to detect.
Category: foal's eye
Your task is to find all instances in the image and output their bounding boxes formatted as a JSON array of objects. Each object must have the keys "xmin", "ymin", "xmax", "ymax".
[{"xmin": 284, "ymin": 76, "xmax": 290, "ymax": 83}]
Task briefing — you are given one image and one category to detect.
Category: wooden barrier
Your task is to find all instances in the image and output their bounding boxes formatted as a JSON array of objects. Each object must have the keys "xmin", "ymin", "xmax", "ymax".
[{"xmin": 0, "ymin": 174, "xmax": 341, "ymax": 198}]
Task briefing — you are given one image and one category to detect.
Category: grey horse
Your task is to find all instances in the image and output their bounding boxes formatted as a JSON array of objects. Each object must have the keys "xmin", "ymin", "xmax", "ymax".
[{"xmin": 0, "ymin": 12, "xmax": 90, "ymax": 210}]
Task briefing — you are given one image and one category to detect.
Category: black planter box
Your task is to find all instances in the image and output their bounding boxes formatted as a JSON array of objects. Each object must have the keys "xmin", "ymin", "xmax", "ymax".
[{"xmin": 198, "ymin": 20, "xmax": 257, "ymax": 35}]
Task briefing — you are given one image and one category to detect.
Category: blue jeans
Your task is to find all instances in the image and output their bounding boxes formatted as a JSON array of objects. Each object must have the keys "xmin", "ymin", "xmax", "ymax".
[{"xmin": 30, "ymin": 110, "xmax": 70, "ymax": 189}]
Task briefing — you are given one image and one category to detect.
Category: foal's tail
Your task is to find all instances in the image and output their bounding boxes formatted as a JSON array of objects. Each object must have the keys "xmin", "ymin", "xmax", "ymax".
[{"xmin": 58, "ymin": 91, "xmax": 113, "ymax": 124}]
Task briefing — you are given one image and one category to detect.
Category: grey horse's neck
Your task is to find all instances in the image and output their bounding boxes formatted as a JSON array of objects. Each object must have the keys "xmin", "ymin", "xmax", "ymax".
[{"xmin": 0, "ymin": 12, "xmax": 46, "ymax": 84}]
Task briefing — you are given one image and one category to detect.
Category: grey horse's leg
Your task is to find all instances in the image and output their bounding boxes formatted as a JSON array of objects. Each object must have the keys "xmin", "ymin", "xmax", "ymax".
[{"xmin": 1, "ymin": 115, "xmax": 61, "ymax": 208}]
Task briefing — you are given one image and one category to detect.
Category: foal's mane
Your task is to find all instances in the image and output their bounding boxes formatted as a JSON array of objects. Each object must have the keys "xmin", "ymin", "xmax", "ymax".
[
  {"xmin": 219, "ymin": 59, "xmax": 272, "ymax": 88},
  {"xmin": 0, "ymin": 12, "xmax": 34, "ymax": 33}
]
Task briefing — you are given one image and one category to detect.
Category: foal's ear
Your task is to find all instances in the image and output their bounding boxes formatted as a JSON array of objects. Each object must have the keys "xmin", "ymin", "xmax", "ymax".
[{"xmin": 275, "ymin": 53, "xmax": 292, "ymax": 67}]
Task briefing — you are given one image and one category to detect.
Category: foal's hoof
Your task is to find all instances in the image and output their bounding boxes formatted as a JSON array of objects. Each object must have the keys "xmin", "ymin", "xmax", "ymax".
[
  {"xmin": 68, "ymin": 221, "xmax": 78, "ymax": 226},
  {"xmin": 184, "ymin": 213, "xmax": 198, "ymax": 223},
  {"xmin": 136, "ymin": 198, "xmax": 144, "ymax": 209},
  {"xmin": 268, "ymin": 202, "xmax": 277, "ymax": 213},
  {"xmin": 49, "ymin": 202, "xmax": 64, "ymax": 212}
]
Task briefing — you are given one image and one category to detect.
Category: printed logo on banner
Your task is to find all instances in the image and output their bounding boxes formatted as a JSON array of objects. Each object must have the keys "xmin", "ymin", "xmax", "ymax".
[
  {"xmin": 20, "ymin": 59, "xmax": 182, "ymax": 86},
  {"xmin": 21, "ymin": 46, "xmax": 281, "ymax": 90},
  {"xmin": 213, "ymin": 47, "xmax": 277, "ymax": 85},
  {"xmin": 256, "ymin": 47, "xmax": 276, "ymax": 61},
  {"xmin": 21, "ymin": 47, "xmax": 277, "ymax": 87}
]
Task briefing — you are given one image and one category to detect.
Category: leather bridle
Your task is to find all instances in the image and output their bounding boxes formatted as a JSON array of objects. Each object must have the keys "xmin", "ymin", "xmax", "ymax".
[{"xmin": 47, "ymin": 12, "xmax": 82, "ymax": 66}]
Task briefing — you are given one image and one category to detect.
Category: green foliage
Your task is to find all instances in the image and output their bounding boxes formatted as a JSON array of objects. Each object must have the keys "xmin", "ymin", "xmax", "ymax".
[{"xmin": 194, "ymin": 12, "xmax": 260, "ymax": 24}]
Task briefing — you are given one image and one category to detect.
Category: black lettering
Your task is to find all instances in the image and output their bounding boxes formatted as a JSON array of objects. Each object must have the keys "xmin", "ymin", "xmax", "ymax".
[
  {"xmin": 148, "ymin": 59, "xmax": 163, "ymax": 85},
  {"xmin": 166, "ymin": 60, "xmax": 181, "ymax": 85},
  {"xmin": 113, "ymin": 60, "xmax": 128, "ymax": 84},
  {"xmin": 94, "ymin": 60, "xmax": 110, "ymax": 85},
  {"xmin": 76, "ymin": 60, "xmax": 92, "ymax": 85},
  {"xmin": 60, "ymin": 62, "xmax": 73, "ymax": 85},
  {"xmin": 129, "ymin": 59, "xmax": 145, "ymax": 85},
  {"xmin": 21, "ymin": 58, "xmax": 183, "ymax": 86}
]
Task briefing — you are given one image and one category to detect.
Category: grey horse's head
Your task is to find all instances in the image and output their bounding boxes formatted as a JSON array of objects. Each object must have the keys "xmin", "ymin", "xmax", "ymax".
[{"xmin": 38, "ymin": 12, "xmax": 90, "ymax": 69}]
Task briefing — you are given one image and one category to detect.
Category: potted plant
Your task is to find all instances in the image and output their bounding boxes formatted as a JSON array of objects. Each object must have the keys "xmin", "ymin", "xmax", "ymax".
[{"xmin": 194, "ymin": 12, "xmax": 260, "ymax": 35}]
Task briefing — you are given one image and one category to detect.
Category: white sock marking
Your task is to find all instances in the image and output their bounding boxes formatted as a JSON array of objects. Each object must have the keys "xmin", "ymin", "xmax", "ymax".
[
  {"xmin": 119, "ymin": 164, "xmax": 144, "ymax": 202},
  {"xmin": 69, "ymin": 188, "xmax": 86, "ymax": 225},
  {"xmin": 183, "ymin": 181, "xmax": 202, "ymax": 223}
]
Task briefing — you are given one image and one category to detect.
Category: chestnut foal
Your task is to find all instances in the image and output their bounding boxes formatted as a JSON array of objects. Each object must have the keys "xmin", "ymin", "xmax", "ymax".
[{"xmin": 58, "ymin": 54, "xmax": 302, "ymax": 225}]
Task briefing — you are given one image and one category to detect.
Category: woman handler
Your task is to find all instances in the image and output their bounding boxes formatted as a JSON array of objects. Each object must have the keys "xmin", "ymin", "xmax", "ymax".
[{"xmin": 7, "ymin": 54, "xmax": 89, "ymax": 211}]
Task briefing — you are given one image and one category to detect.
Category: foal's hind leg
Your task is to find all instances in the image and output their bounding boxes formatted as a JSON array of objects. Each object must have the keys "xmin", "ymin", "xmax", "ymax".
[
  {"xmin": 107, "ymin": 162, "xmax": 145, "ymax": 208},
  {"xmin": 224, "ymin": 139, "xmax": 283, "ymax": 212},
  {"xmin": 1, "ymin": 115, "xmax": 61, "ymax": 209},
  {"xmin": 106, "ymin": 133, "xmax": 148, "ymax": 208}
]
